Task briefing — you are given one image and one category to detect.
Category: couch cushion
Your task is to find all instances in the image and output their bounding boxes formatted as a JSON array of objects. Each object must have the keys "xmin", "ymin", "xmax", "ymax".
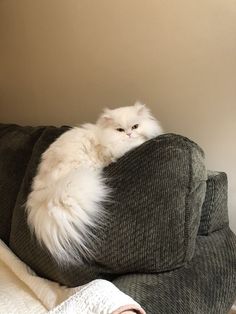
[
  {"xmin": 9, "ymin": 129, "xmax": 207, "ymax": 286},
  {"xmin": 0, "ymin": 124, "xmax": 44, "ymax": 244},
  {"xmin": 112, "ymin": 227, "xmax": 236, "ymax": 314}
]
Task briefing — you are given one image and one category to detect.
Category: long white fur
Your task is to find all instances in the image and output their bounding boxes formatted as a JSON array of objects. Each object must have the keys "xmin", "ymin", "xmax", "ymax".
[{"xmin": 26, "ymin": 102, "xmax": 163, "ymax": 264}]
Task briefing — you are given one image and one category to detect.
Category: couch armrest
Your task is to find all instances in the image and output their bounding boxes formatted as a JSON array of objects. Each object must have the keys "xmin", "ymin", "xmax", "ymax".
[{"xmin": 198, "ymin": 171, "xmax": 229, "ymax": 235}]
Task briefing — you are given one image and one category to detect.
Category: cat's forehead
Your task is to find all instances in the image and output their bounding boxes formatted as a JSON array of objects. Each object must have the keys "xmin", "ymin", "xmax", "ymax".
[{"xmin": 109, "ymin": 106, "xmax": 141, "ymax": 126}]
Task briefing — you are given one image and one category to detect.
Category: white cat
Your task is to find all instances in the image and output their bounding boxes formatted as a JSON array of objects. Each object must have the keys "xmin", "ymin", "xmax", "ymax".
[{"xmin": 26, "ymin": 102, "xmax": 163, "ymax": 264}]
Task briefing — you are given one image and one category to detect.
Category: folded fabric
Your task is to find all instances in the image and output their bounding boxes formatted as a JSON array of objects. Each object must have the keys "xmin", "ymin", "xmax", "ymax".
[
  {"xmin": 49, "ymin": 280, "xmax": 145, "ymax": 314},
  {"xmin": 0, "ymin": 240, "xmax": 145, "ymax": 314}
]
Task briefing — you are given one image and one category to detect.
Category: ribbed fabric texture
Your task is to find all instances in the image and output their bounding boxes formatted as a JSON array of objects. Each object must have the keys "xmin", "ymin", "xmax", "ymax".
[
  {"xmin": 0, "ymin": 124, "xmax": 45, "ymax": 244},
  {"xmin": 0, "ymin": 123, "xmax": 235, "ymax": 313},
  {"xmin": 9, "ymin": 127, "xmax": 207, "ymax": 286},
  {"xmin": 113, "ymin": 227, "xmax": 236, "ymax": 314},
  {"xmin": 99, "ymin": 134, "xmax": 207, "ymax": 272},
  {"xmin": 198, "ymin": 171, "xmax": 229, "ymax": 235}
]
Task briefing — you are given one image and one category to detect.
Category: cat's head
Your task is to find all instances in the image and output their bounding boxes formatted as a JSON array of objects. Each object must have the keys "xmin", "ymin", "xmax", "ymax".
[{"xmin": 96, "ymin": 102, "xmax": 163, "ymax": 158}]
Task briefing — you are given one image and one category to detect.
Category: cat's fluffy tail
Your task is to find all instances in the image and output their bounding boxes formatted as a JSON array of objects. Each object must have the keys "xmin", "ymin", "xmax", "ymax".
[{"xmin": 26, "ymin": 168, "xmax": 109, "ymax": 264}]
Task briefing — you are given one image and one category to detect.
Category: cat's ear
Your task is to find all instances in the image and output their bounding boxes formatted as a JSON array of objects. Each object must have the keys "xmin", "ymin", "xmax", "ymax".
[
  {"xmin": 97, "ymin": 108, "xmax": 113, "ymax": 127},
  {"xmin": 134, "ymin": 101, "xmax": 147, "ymax": 115}
]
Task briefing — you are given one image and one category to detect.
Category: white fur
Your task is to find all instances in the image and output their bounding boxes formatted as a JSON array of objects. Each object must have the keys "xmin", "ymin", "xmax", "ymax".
[{"xmin": 26, "ymin": 102, "xmax": 163, "ymax": 264}]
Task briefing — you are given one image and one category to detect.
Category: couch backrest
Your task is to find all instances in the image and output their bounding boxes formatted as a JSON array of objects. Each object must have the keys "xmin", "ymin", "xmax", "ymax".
[{"xmin": 0, "ymin": 124, "xmax": 45, "ymax": 243}]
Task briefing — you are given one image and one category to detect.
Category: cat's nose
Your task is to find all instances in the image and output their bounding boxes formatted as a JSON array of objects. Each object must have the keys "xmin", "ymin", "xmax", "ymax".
[{"xmin": 126, "ymin": 133, "xmax": 132, "ymax": 137}]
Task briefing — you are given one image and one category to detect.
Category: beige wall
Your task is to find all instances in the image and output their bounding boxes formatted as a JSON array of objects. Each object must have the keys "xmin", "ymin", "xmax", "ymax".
[{"xmin": 0, "ymin": 0, "xmax": 236, "ymax": 231}]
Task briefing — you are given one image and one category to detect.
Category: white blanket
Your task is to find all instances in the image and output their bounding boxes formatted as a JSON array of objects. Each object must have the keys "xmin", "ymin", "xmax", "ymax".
[{"xmin": 0, "ymin": 240, "xmax": 145, "ymax": 314}]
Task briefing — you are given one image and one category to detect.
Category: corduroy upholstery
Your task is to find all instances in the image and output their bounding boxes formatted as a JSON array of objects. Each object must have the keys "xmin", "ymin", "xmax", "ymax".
[
  {"xmin": 113, "ymin": 227, "xmax": 236, "ymax": 314},
  {"xmin": 198, "ymin": 171, "xmax": 229, "ymax": 235},
  {"xmin": 0, "ymin": 123, "xmax": 235, "ymax": 313},
  {"xmin": 0, "ymin": 124, "xmax": 45, "ymax": 243},
  {"xmin": 9, "ymin": 128, "xmax": 207, "ymax": 285}
]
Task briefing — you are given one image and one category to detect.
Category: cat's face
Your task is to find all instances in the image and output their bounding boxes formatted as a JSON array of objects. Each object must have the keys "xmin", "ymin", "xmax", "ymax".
[{"xmin": 97, "ymin": 102, "xmax": 163, "ymax": 158}]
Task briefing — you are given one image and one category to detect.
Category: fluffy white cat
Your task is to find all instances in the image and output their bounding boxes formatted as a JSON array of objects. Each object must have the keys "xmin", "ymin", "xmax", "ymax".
[{"xmin": 26, "ymin": 102, "xmax": 163, "ymax": 264}]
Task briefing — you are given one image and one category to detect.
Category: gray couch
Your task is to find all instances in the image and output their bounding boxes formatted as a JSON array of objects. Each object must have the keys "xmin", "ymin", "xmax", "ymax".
[{"xmin": 0, "ymin": 123, "xmax": 235, "ymax": 314}]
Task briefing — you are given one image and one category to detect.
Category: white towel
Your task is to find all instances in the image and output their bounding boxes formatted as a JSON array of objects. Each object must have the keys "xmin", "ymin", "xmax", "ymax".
[{"xmin": 0, "ymin": 240, "xmax": 145, "ymax": 314}]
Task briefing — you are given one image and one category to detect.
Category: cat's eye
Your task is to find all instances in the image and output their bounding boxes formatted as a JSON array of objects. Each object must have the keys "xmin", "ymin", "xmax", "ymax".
[
  {"xmin": 132, "ymin": 124, "xmax": 139, "ymax": 130},
  {"xmin": 116, "ymin": 128, "xmax": 125, "ymax": 132}
]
